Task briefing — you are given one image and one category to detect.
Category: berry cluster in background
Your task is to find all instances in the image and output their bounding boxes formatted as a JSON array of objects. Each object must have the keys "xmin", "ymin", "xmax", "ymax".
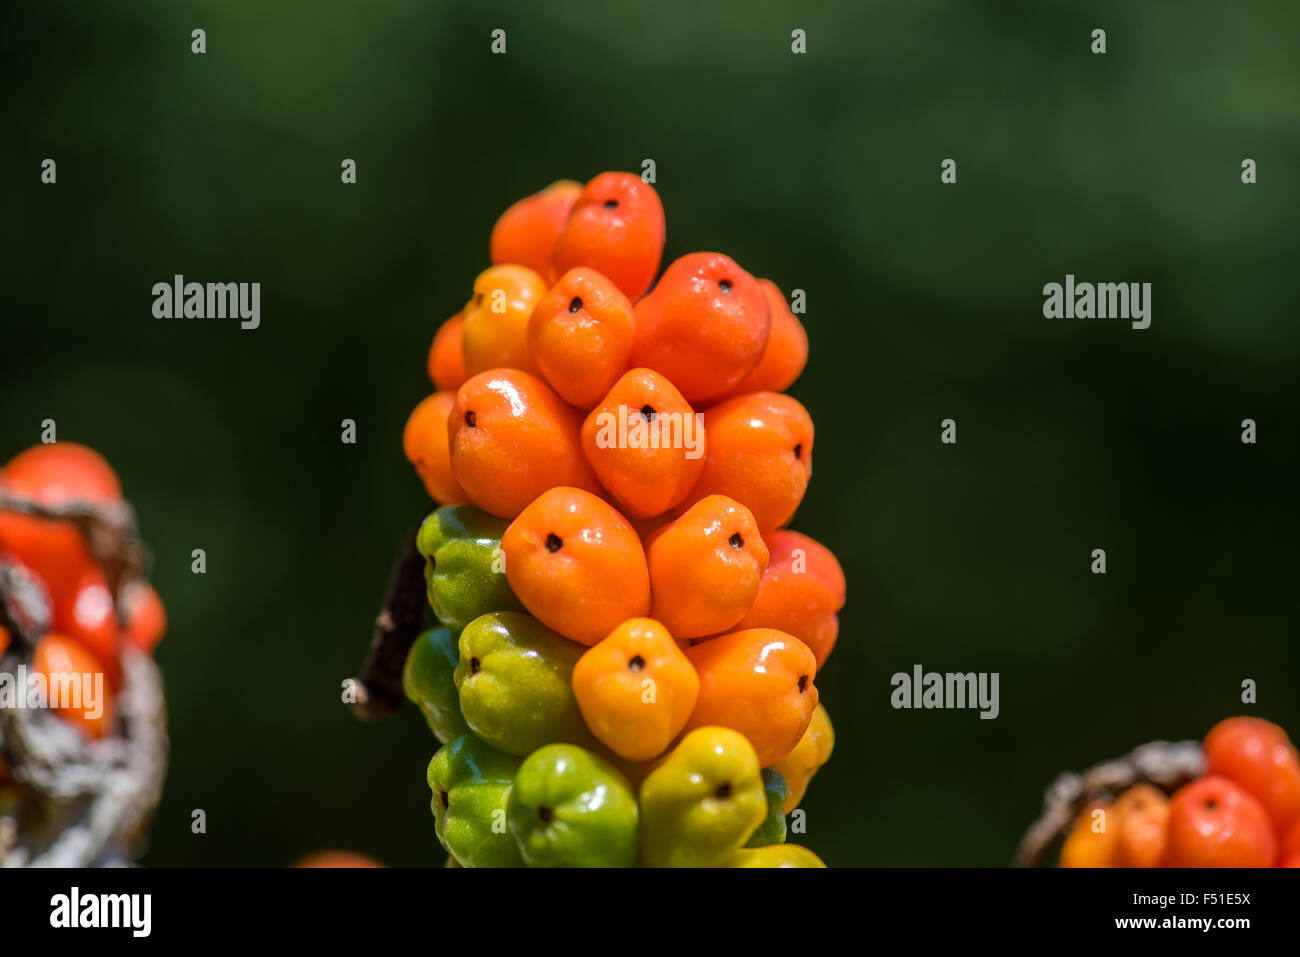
[
  {"xmin": 393, "ymin": 172, "xmax": 843, "ymax": 867},
  {"xmin": 0, "ymin": 443, "xmax": 166, "ymax": 747},
  {"xmin": 1060, "ymin": 717, "xmax": 1300, "ymax": 868}
]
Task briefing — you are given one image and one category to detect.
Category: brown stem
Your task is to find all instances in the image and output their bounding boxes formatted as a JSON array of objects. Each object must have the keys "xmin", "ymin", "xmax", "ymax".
[
  {"xmin": 347, "ymin": 519, "xmax": 428, "ymax": 720},
  {"xmin": 1013, "ymin": 739, "xmax": 1205, "ymax": 867}
]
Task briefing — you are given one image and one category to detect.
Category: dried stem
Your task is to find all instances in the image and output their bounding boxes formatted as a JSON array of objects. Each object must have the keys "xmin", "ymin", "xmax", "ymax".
[
  {"xmin": 1013, "ymin": 739, "xmax": 1205, "ymax": 867},
  {"xmin": 347, "ymin": 519, "xmax": 428, "ymax": 720},
  {"xmin": 0, "ymin": 650, "xmax": 168, "ymax": 866}
]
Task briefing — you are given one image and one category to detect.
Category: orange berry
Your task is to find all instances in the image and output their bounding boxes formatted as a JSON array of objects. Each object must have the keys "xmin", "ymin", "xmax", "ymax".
[
  {"xmin": 402, "ymin": 392, "xmax": 469, "ymax": 505},
  {"xmin": 581, "ymin": 368, "xmax": 706, "ymax": 518},
  {"xmin": 645, "ymin": 495, "xmax": 768, "ymax": 639},
  {"xmin": 427, "ymin": 314, "xmax": 469, "ymax": 392},
  {"xmin": 771, "ymin": 703, "xmax": 834, "ymax": 812},
  {"xmin": 1, "ymin": 442, "xmax": 121, "ymax": 505},
  {"xmin": 0, "ymin": 444, "xmax": 123, "ymax": 617},
  {"xmin": 1164, "ymin": 776, "xmax": 1277, "ymax": 867},
  {"xmin": 1204, "ymin": 716, "xmax": 1300, "ymax": 834},
  {"xmin": 501, "ymin": 487, "xmax": 651, "ymax": 645},
  {"xmin": 680, "ymin": 391, "xmax": 813, "ymax": 532},
  {"xmin": 683, "ymin": 628, "xmax": 817, "ymax": 766},
  {"xmin": 1281, "ymin": 854, "xmax": 1300, "ymax": 867},
  {"xmin": 551, "ymin": 172, "xmax": 664, "ymax": 300},
  {"xmin": 1113, "ymin": 784, "xmax": 1170, "ymax": 868},
  {"xmin": 736, "ymin": 530, "xmax": 845, "ymax": 667},
  {"xmin": 571, "ymin": 617, "xmax": 698, "ymax": 761},
  {"xmin": 1283, "ymin": 817, "xmax": 1300, "ymax": 860},
  {"xmin": 448, "ymin": 370, "xmax": 601, "ymax": 518},
  {"xmin": 489, "ymin": 179, "xmax": 582, "ymax": 276},
  {"xmin": 122, "ymin": 581, "xmax": 167, "ymax": 655},
  {"xmin": 716, "ymin": 279, "xmax": 808, "ymax": 398},
  {"xmin": 460, "ymin": 264, "xmax": 548, "ymax": 376},
  {"xmin": 291, "ymin": 850, "xmax": 385, "ymax": 868},
  {"xmin": 1059, "ymin": 801, "xmax": 1119, "ymax": 867},
  {"xmin": 631, "ymin": 252, "xmax": 770, "ymax": 404},
  {"xmin": 528, "ymin": 267, "xmax": 635, "ymax": 409},
  {"xmin": 31, "ymin": 633, "xmax": 115, "ymax": 740},
  {"xmin": 53, "ymin": 564, "xmax": 121, "ymax": 689}
]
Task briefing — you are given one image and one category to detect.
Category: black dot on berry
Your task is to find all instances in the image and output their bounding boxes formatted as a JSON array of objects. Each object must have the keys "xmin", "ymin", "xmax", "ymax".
[
  {"xmin": 475, "ymin": 293, "xmax": 484, "ymax": 306},
  {"xmin": 465, "ymin": 410, "xmax": 477, "ymax": 428},
  {"xmin": 728, "ymin": 532, "xmax": 744, "ymax": 550},
  {"xmin": 538, "ymin": 805, "xmax": 554, "ymax": 824},
  {"xmin": 798, "ymin": 675, "xmax": 810, "ymax": 693},
  {"xmin": 546, "ymin": 533, "xmax": 563, "ymax": 553},
  {"xmin": 793, "ymin": 443, "xmax": 802, "ymax": 459},
  {"xmin": 640, "ymin": 404, "xmax": 656, "ymax": 422},
  {"xmin": 469, "ymin": 657, "xmax": 481, "ymax": 675},
  {"xmin": 714, "ymin": 783, "xmax": 732, "ymax": 800},
  {"xmin": 604, "ymin": 199, "xmax": 618, "ymax": 209},
  {"xmin": 569, "ymin": 296, "xmax": 583, "ymax": 314},
  {"xmin": 718, "ymin": 279, "xmax": 733, "ymax": 294},
  {"xmin": 1205, "ymin": 799, "xmax": 1218, "ymax": 812},
  {"xmin": 628, "ymin": 655, "xmax": 645, "ymax": 672},
  {"xmin": 440, "ymin": 790, "xmax": 450, "ymax": 809}
]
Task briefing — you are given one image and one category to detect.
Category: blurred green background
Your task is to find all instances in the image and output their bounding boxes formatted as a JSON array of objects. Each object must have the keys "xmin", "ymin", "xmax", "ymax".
[{"xmin": 3, "ymin": 0, "xmax": 1297, "ymax": 866}]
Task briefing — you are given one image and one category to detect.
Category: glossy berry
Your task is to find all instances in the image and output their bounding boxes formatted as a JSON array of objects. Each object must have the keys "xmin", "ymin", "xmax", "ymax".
[
  {"xmin": 427, "ymin": 314, "xmax": 469, "ymax": 392},
  {"xmin": 769, "ymin": 702, "xmax": 834, "ymax": 813},
  {"xmin": 403, "ymin": 392, "xmax": 469, "ymax": 505},
  {"xmin": 645, "ymin": 495, "xmax": 768, "ymax": 639},
  {"xmin": 571, "ymin": 617, "xmax": 699, "ymax": 762},
  {"xmin": 1058, "ymin": 801, "xmax": 1119, "ymax": 868},
  {"xmin": 448, "ymin": 370, "xmax": 601, "ymax": 518},
  {"xmin": 730, "ymin": 844, "xmax": 826, "ymax": 868},
  {"xmin": 1164, "ymin": 775, "xmax": 1277, "ymax": 868},
  {"xmin": 717, "ymin": 279, "xmax": 808, "ymax": 398},
  {"xmin": 631, "ymin": 252, "xmax": 770, "ymax": 404},
  {"xmin": 1113, "ymin": 783, "xmax": 1170, "ymax": 869},
  {"xmin": 683, "ymin": 627, "xmax": 818, "ymax": 767},
  {"xmin": 0, "ymin": 443, "xmax": 123, "ymax": 615},
  {"xmin": 121, "ymin": 581, "xmax": 167, "ymax": 655},
  {"xmin": 292, "ymin": 851, "xmax": 384, "ymax": 868},
  {"xmin": 1203, "ymin": 716, "xmax": 1300, "ymax": 834},
  {"xmin": 528, "ymin": 267, "xmax": 636, "ymax": 409},
  {"xmin": 502, "ymin": 486, "xmax": 650, "ymax": 645},
  {"xmin": 31, "ymin": 632, "xmax": 115, "ymax": 740},
  {"xmin": 1281, "ymin": 816, "xmax": 1300, "ymax": 860},
  {"xmin": 551, "ymin": 172, "xmax": 664, "ymax": 300},
  {"xmin": 680, "ymin": 391, "xmax": 813, "ymax": 532},
  {"xmin": 54, "ymin": 565, "xmax": 121, "ymax": 689},
  {"xmin": 460, "ymin": 264, "xmax": 548, "ymax": 376},
  {"xmin": 736, "ymin": 530, "xmax": 845, "ymax": 667},
  {"xmin": 581, "ymin": 368, "xmax": 706, "ymax": 519},
  {"xmin": 1, "ymin": 442, "xmax": 122, "ymax": 505},
  {"xmin": 489, "ymin": 179, "xmax": 582, "ymax": 276}
]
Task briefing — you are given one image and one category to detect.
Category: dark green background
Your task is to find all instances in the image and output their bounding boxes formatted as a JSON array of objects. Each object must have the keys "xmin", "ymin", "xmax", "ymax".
[{"xmin": 3, "ymin": 1, "xmax": 1297, "ymax": 866}]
